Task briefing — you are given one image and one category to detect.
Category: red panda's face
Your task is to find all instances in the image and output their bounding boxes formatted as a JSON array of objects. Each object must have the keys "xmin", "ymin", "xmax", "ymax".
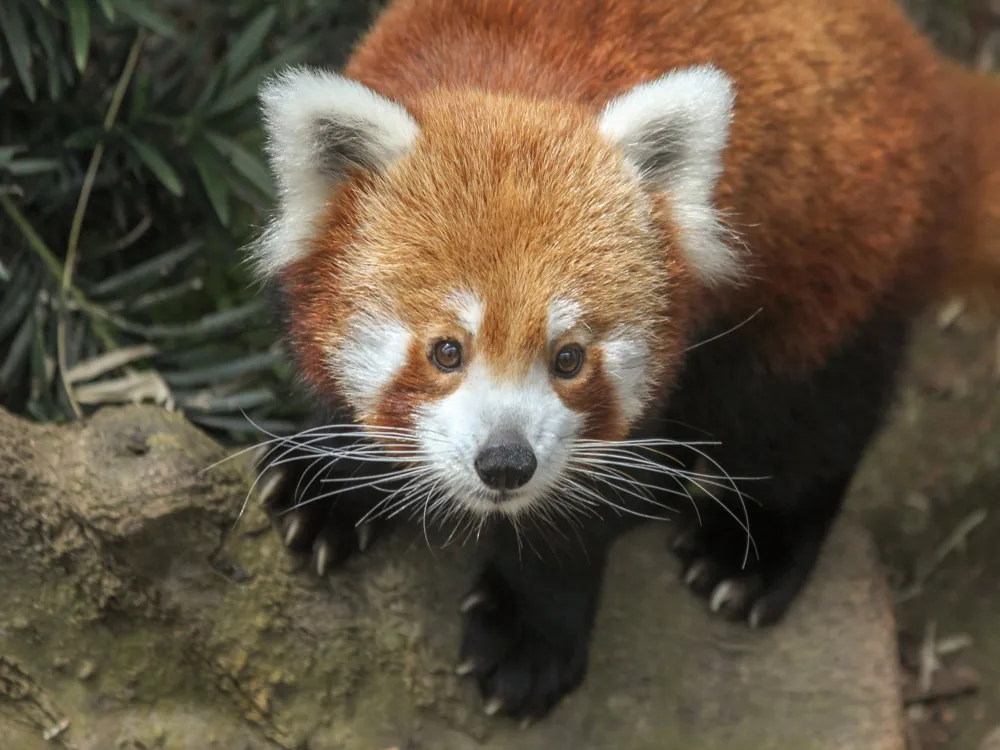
[{"xmin": 254, "ymin": 67, "xmax": 738, "ymax": 517}]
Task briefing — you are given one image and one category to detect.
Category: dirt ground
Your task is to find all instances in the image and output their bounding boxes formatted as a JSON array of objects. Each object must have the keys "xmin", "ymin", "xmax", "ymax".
[{"xmin": 849, "ymin": 301, "xmax": 1000, "ymax": 750}]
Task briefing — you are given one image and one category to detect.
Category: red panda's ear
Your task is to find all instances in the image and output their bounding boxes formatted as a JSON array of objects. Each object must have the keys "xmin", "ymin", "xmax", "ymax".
[
  {"xmin": 598, "ymin": 65, "xmax": 742, "ymax": 285},
  {"xmin": 249, "ymin": 66, "xmax": 420, "ymax": 278}
]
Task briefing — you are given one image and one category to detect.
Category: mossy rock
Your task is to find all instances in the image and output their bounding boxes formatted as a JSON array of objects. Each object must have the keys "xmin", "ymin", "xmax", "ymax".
[{"xmin": 0, "ymin": 405, "xmax": 904, "ymax": 749}]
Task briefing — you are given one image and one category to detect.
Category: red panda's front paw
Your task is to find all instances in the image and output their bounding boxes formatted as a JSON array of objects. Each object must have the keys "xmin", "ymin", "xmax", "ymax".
[
  {"xmin": 256, "ymin": 464, "xmax": 380, "ymax": 577},
  {"xmin": 671, "ymin": 519, "xmax": 819, "ymax": 628},
  {"xmin": 454, "ymin": 574, "xmax": 589, "ymax": 722}
]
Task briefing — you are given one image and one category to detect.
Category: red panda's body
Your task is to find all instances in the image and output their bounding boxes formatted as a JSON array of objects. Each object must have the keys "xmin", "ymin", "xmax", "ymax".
[
  {"xmin": 251, "ymin": 0, "xmax": 1000, "ymax": 722},
  {"xmin": 339, "ymin": 0, "xmax": 1000, "ymax": 373}
]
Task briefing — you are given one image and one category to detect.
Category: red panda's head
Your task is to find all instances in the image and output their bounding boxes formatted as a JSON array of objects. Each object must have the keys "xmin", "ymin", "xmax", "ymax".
[{"xmin": 252, "ymin": 66, "xmax": 739, "ymax": 516}]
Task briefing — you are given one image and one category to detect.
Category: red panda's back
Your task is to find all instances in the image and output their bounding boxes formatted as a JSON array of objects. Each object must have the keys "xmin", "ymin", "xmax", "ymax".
[{"xmin": 343, "ymin": 0, "xmax": 980, "ymax": 372}]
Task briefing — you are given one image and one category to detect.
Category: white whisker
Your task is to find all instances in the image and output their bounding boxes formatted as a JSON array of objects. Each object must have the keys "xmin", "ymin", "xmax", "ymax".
[
  {"xmin": 682, "ymin": 307, "xmax": 763, "ymax": 354},
  {"xmin": 569, "ymin": 438, "xmax": 759, "ymax": 567}
]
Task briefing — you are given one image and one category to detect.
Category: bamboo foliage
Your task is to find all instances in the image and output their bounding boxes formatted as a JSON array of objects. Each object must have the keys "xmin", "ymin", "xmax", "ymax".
[{"xmin": 0, "ymin": 0, "xmax": 377, "ymax": 439}]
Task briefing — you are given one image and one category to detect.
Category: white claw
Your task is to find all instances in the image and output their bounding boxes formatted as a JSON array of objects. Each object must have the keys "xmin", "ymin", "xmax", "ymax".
[
  {"xmin": 684, "ymin": 559, "xmax": 709, "ymax": 587},
  {"xmin": 314, "ymin": 539, "xmax": 331, "ymax": 577},
  {"xmin": 356, "ymin": 523, "xmax": 373, "ymax": 552},
  {"xmin": 283, "ymin": 516, "xmax": 302, "ymax": 547},
  {"xmin": 252, "ymin": 444, "xmax": 272, "ymax": 468},
  {"xmin": 256, "ymin": 470, "xmax": 284, "ymax": 505},
  {"xmin": 455, "ymin": 659, "xmax": 476, "ymax": 677},
  {"xmin": 519, "ymin": 717, "xmax": 534, "ymax": 731},
  {"xmin": 748, "ymin": 601, "xmax": 767, "ymax": 629},
  {"xmin": 483, "ymin": 696, "xmax": 503, "ymax": 716},
  {"xmin": 709, "ymin": 580, "xmax": 739, "ymax": 613},
  {"xmin": 460, "ymin": 590, "xmax": 488, "ymax": 613}
]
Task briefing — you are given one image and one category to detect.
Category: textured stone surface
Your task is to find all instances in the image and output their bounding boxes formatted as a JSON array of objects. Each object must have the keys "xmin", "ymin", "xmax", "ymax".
[{"xmin": 0, "ymin": 405, "xmax": 904, "ymax": 750}]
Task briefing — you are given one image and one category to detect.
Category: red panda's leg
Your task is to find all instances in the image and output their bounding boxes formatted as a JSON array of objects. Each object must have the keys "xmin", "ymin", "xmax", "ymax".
[
  {"xmin": 663, "ymin": 302, "xmax": 912, "ymax": 627},
  {"xmin": 673, "ymin": 472, "xmax": 852, "ymax": 627},
  {"xmin": 456, "ymin": 518, "xmax": 631, "ymax": 720}
]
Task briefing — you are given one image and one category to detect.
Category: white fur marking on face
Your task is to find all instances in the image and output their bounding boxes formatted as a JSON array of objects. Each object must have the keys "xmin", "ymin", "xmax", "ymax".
[
  {"xmin": 547, "ymin": 298, "xmax": 582, "ymax": 342},
  {"xmin": 598, "ymin": 64, "xmax": 742, "ymax": 285},
  {"xmin": 414, "ymin": 361, "xmax": 584, "ymax": 517},
  {"xmin": 250, "ymin": 66, "xmax": 420, "ymax": 278},
  {"xmin": 447, "ymin": 291, "xmax": 485, "ymax": 336},
  {"xmin": 330, "ymin": 311, "xmax": 411, "ymax": 417},
  {"xmin": 601, "ymin": 326, "xmax": 653, "ymax": 425}
]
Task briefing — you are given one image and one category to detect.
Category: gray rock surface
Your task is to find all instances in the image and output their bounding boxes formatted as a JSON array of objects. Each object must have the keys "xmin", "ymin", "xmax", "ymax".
[{"xmin": 0, "ymin": 405, "xmax": 905, "ymax": 749}]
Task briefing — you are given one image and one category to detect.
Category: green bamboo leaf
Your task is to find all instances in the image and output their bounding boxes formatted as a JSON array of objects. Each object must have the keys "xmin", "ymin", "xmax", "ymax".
[
  {"xmin": 179, "ymin": 387, "xmax": 276, "ymax": 414},
  {"xmin": 125, "ymin": 278, "xmax": 202, "ymax": 313},
  {"xmin": 97, "ymin": 0, "xmax": 115, "ymax": 21},
  {"xmin": 0, "ymin": 78, "xmax": 11, "ymax": 99},
  {"xmin": 128, "ymin": 299, "xmax": 267, "ymax": 339},
  {"xmin": 223, "ymin": 6, "xmax": 279, "ymax": 84},
  {"xmin": 67, "ymin": 0, "xmax": 91, "ymax": 73},
  {"xmin": 0, "ymin": 146, "xmax": 25, "ymax": 167},
  {"xmin": 89, "ymin": 239, "xmax": 202, "ymax": 297},
  {"xmin": 205, "ymin": 130, "xmax": 275, "ymax": 199},
  {"xmin": 0, "ymin": 260, "xmax": 9, "ymax": 283},
  {"xmin": 148, "ymin": 44, "xmax": 192, "ymax": 107},
  {"xmin": 162, "ymin": 350, "xmax": 285, "ymax": 388},
  {"xmin": 0, "ymin": 3, "xmax": 38, "ymax": 102},
  {"xmin": 193, "ymin": 63, "xmax": 228, "ymax": 113},
  {"xmin": 24, "ymin": 0, "xmax": 64, "ymax": 100},
  {"xmin": 164, "ymin": 343, "xmax": 248, "ymax": 368},
  {"xmin": 193, "ymin": 147, "xmax": 231, "ymax": 226},
  {"xmin": 208, "ymin": 42, "xmax": 314, "ymax": 116},
  {"xmin": 186, "ymin": 413, "xmax": 296, "ymax": 436},
  {"xmin": 6, "ymin": 158, "xmax": 63, "ymax": 175},
  {"xmin": 126, "ymin": 135, "xmax": 184, "ymax": 197},
  {"xmin": 111, "ymin": 0, "xmax": 178, "ymax": 39},
  {"xmin": 64, "ymin": 126, "xmax": 105, "ymax": 149}
]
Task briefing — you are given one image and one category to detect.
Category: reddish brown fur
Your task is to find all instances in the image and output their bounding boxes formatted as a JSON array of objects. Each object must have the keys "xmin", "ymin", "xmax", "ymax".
[
  {"xmin": 327, "ymin": 0, "xmax": 1000, "ymax": 374},
  {"xmin": 280, "ymin": 0, "xmax": 1000, "ymax": 440},
  {"xmin": 282, "ymin": 88, "xmax": 692, "ymax": 435},
  {"xmin": 952, "ymin": 67, "xmax": 1000, "ymax": 302},
  {"xmin": 556, "ymin": 346, "xmax": 624, "ymax": 440},
  {"xmin": 372, "ymin": 338, "xmax": 461, "ymax": 433}
]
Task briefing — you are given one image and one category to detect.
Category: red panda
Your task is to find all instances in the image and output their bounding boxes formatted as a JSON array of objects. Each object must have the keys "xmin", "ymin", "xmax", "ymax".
[{"xmin": 248, "ymin": 0, "xmax": 1000, "ymax": 721}]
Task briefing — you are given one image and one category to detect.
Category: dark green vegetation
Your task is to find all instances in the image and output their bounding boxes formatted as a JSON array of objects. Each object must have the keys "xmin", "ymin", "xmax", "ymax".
[{"xmin": 0, "ymin": 0, "xmax": 380, "ymax": 441}]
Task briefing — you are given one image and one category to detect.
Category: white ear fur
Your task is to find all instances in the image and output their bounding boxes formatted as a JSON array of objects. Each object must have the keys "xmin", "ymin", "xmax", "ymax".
[
  {"xmin": 250, "ymin": 66, "xmax": 420, "ymax": 278},
  {"xmin": 598, "ymin": 65, "xmax": 741, "ymax": 284}
]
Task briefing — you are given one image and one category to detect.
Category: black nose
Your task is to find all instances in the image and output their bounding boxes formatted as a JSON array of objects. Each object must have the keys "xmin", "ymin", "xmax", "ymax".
[{"xmin": 474, "ymin": 434, "xmax": 537, "ymax": 491}]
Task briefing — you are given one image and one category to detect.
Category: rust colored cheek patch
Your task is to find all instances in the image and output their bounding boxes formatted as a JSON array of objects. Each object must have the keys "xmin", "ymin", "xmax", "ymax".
[
  {"xmin": 370, "ymin": 339, "xmax": 464, "ymax": 431},
  {"xmin": 555, "ymin": 348, "xmax": 625, "ymax": 441}
]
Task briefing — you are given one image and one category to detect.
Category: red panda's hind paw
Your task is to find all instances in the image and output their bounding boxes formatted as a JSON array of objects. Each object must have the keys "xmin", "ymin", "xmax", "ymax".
[{"xmin": 455, "ymin": 572, "xmax": 589, "ymax": 721}]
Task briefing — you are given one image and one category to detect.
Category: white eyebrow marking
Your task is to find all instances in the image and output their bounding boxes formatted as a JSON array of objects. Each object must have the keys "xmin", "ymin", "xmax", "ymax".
[
  {"xmin": 447, "ymin": 290, "xmax": 484, "ymax": 336},
  {"xmin": 329, "ymin": 310, "xmax": 411, "ymax": 417},
  {"xmin": 601, "ymin": 325, "xmax": 652, "ymax": 423},
  {"xmin": 547, "ymin": 298, "xmax": 582, "ymax": 342}
]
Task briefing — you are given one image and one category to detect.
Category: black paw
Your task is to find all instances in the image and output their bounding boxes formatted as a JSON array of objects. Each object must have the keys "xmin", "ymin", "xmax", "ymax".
[
  {"xmin": 455, "ymin": 570, "xmax": 588, "ymax": 721},
  {"xmin": 671, "ymin": 519, "xmax": 814, "ymax": 628},
  {"xmin": 254, "ymin": 458, "xmax": 380, "ymax": 577}
]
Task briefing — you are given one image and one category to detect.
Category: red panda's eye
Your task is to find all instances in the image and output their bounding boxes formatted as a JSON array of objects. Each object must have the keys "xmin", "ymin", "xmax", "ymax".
[
  {"xmin": 431, "ymin": 339, "xmax": 463, "ymax": 371},
  {"xmin": 553, "ymin": 345, "xmax": 585, "ymax": 378}
]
